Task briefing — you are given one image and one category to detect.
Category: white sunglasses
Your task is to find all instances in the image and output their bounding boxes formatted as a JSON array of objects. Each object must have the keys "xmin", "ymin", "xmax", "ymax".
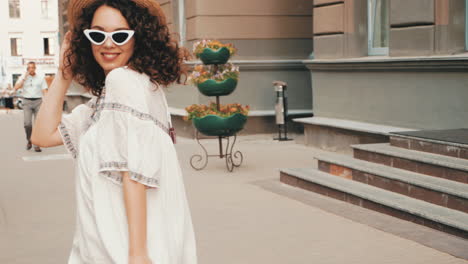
[{"xmin": 84, "ymin": 29, "xmax": 135, "ymax": 46}]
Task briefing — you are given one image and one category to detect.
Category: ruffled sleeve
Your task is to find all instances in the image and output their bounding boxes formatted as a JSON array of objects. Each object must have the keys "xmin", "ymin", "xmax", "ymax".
[
  {"xmin": 95, "ymin": 67, "xmax": 169, "ymax": 189},
  {"xmin": 58, "ymin": 98, "xmax": 95, "ymax": 159}
]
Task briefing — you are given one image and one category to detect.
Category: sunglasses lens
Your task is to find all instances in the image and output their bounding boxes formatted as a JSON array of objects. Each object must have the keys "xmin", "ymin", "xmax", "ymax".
[
  {"xmin": 112, "ymin": 32, "xmax": 129, "ymax": 44},
  {"xmin": 89, "ymin": 32, "xmax": 106, "ymax": 43}
]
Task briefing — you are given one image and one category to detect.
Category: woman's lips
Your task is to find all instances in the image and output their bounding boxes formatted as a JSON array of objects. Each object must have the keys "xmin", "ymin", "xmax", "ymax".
[{"xmin": 101, "ymin": 53, "xmax": 120, "ymax": 62}]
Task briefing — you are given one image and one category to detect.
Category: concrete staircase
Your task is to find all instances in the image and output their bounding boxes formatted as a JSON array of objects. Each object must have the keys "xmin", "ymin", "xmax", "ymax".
[{"xmin": 281, "ymin": 133, "xmax": 468, "ymax": 239}]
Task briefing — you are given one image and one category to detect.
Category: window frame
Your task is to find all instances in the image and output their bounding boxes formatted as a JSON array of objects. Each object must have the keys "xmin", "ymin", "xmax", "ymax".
[
  {"xmin": 367, "ymin": 0, "xmax": 389, "ymax": 56},
  {"xmin": 9, "ymin": 0, "xmax": 21, "ymax": 18},
  {"xmin": 10, "ymin": 37, "xmax": 22, "ymax": 56},
  {"xmin": 41, "ymin": 0, "xmax": 49, "ymax": 18},
  {"xmin": 12, "ymin": 74, "xmax": 22, "ymax": 87},
  {"xmin": 43, "ymin": 37, "xmax": 54, "ymax": 56},
  {"xmin": 42, "ymin": 33, "xmax": 56, "ymax": 56}
]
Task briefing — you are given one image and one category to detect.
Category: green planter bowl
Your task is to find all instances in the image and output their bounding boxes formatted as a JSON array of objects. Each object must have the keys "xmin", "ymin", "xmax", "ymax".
[
  {"xmin": 193, "ymin": 113, "xmax": 247, "ymax": 137},
  {"xmin": 198, "ymin": 47, "xmax": 231, "ymax": 65},
  {"xmin": 197, "ymin": 78, "xmax": 238, "ymax": 96}
]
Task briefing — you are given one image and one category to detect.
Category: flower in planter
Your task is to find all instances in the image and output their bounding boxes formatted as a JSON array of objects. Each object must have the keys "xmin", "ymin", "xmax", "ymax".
[
  {"xmin": 188, "ymin": 63, "xmax": 240, "ymax": 85},
  {"xmin": 184, "ymin": 102, "xmax": 250, "ymax": 121},
  {"xmin": 193, "ymin": 39, "xmax": 237, "ymax": 58},
  {"xmin": 188, "ymin": 65, "xmax": 212, "ymax": 85}
]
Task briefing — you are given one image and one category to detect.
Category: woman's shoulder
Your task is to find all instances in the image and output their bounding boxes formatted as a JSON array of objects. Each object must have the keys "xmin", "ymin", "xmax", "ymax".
[
  {"xmin": 105, "ymin": 66, "xmax": 148, "ymax": 85},
  {"xmin": 103, "ymin": 66, "xmax": 158, "ymax": 112},
  {"xmin": 105, "ymin": 66, "xmax": 150, "ymax": 98}
]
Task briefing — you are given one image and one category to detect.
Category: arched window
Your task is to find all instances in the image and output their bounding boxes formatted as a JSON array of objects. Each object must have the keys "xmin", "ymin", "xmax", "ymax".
[{"xmin": 368, "ymin": 0, "xmax": 389, "ymax": 55}]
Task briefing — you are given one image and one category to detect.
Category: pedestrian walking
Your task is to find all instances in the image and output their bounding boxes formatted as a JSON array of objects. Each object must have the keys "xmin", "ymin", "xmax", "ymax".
[
  {"xmin": 32, "ymin": 0, "xmax": 197, "ymax": 263},
  {"xmin": 14, "ymin": 61, "xmax": 49, "ymax": 152},
  {"xmin": 1, "ymin": 83, "xmax": 15, "ymax": 113}
]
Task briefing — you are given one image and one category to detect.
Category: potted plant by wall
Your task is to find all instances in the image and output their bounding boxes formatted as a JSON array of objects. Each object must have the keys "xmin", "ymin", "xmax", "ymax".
[
  {"xmin": 189, "ymin": 63, "xmax": 239, "ymax": 97},
  {"xmin": 184, "ymin": 102, "xmax": 249, "ymax": 137},
  {"xmin": 193, "ymin": 40, "xmax": 237, "ymax": 65}
]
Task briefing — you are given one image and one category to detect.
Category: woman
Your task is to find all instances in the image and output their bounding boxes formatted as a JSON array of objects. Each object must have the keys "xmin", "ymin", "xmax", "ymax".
[{"xmin": 31, "ymin": 0, "xmax": 197, "ymax": 263}]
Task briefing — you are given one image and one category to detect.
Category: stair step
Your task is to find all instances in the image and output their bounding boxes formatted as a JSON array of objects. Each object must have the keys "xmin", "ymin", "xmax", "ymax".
[
  {"xmin": 390, "ymin": 134, "xmax": 468, "ymax": 160},
  {"xmin": 352, "ymin": 143, "xmax": 468, "ymax": 184},
  {"xmin": 294, "ymin": 117, "xmax": 415, "ymax": 136},
  {"xmin": 293, "ymin": 116, "xmax": 413, "ymax": 154},
  {"xmin": 315, "ymin": 152, "xmax": 468, "ymax": 213},
  {"xmin": 280, "ymin": 167, "xmax": 468, "ymax": 239},
  {"xmin": 353, "ymin": 143, "xmax": 468, "ymax": 171},
  {"xmin": 317, "ymin": 152, "xmax": 468, "ymax": 199},
  {"xmin": 391, "ymin": 129, "xmax": 468, "ymax": 147}
]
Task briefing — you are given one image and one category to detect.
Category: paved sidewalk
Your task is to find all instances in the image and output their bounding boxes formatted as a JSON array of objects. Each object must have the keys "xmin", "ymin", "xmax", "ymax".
[{"xmin": 0, "ymin": 110, "xmax": 466, "ymax": 263}]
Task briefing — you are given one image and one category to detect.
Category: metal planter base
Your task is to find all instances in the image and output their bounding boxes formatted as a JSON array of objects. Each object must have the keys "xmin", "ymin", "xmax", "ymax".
[{"xmin": 190, "ymin": 131, "xmax": 243, "ymax": 172}]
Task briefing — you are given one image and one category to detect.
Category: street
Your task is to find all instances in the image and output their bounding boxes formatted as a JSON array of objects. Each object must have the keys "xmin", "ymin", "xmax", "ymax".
[{"xmin": 0, "ymin": 110, "xmax": 466, "ymax": 264}]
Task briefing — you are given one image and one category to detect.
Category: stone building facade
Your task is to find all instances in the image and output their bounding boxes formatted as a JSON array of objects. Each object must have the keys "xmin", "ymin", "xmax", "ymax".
[
  {"xmin": 57, "ymin": 0, "xmax": 468, "ymax": 138},
  {"xmin": 307, "ymin": 0, "xmax": 467, "ymax": 129},
  {"xmin": 298, "ymin": 0, "xmax": 468, "ymax": 152},
  {"xmin": 159, "ymin": 0, "xmax": 314, "ymax": 136},
  {"xmin": 58, "ymin": 0, "xmax": 314, "ymax": 136}
]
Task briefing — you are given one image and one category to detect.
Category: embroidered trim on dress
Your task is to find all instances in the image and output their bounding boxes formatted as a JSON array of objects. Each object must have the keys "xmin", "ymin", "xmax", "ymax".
[
  {"xmin": 58, "ymin": 122, "xmax": 78, "ymax": 159},
  {"xmin": 100, "ymin": 161, "xmax": 160, "ymax": 188},
  {"xmin": 84, "ymin": 84, "xmax": 171, "ymax": 140},
  {"xmin": 98, "ymin": 103, "xmax": 169, "ymax": 134}
]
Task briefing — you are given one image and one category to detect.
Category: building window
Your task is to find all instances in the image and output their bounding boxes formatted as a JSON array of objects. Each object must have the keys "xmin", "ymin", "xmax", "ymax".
[
  {"xmin": 41, "ymin": 0, "xmax": 48, "ymax": 18},
  {"xmin": 9, "ymin": 0, "xmax": 21, "ymax": 18},
  {"xmin": 12, "ymin": 74, "xmax": 22, "ymax": 86},
  {"xmin": 10, "ymin": 38, "xmax": 22, "ymax": 56},
  {"xmin": 43, "ymin": 37, "xmax": 55, "ymax": 55},
  {"xmin": 368, "ymin": 0, "xmax": 389, "ymax": 55}
]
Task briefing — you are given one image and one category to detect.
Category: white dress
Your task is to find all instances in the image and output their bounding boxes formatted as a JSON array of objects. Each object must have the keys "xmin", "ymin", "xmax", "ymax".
[{"xmin": 58, "ymin": 67, "xmax": 197, "ymax": 264}]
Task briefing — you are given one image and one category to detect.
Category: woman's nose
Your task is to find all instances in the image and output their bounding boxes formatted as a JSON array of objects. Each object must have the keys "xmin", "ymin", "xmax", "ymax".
[{"xmin": 103, "ymin": 36, "xmax": 115, "ymax": 48}]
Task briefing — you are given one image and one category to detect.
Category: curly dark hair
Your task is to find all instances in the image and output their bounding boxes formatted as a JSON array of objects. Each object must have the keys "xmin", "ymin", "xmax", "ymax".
[{"xmin": 64, "ymin": 0, "xmax": 190, "ymax": 96}]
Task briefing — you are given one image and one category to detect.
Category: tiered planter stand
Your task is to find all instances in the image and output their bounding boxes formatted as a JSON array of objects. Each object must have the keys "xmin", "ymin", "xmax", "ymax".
[{"xmin": 189, "ymin": 47, "xmax": 246, "ymax": 172}]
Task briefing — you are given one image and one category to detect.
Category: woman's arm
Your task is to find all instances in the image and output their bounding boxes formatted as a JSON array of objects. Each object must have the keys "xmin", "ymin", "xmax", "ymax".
[
  {"xmin": 122, "ymin": 171, "xmax": 152, "ymax": 264},
  {"xmin": 31, "ymin": 67, "xmax": 71, "ymax": 147},
  {"xmin": 31, "ymin": 32, "xmax": 73, "ymax": 147}
]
